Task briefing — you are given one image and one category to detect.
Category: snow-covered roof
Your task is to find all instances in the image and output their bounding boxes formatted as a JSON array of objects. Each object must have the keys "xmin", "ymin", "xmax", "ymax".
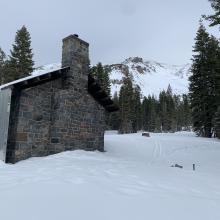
[
  {"xmin": 0, "ymin": 66, "xmax": 69, "ymax": 91},
  {"xmin": 0, "ymin": 63, "xmax": 118, "ymax": 112}
]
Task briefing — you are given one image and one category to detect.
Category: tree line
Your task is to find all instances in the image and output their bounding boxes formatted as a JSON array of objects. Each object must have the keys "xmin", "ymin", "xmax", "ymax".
[
  {"xmin": 91, "ymin": 0, "xmax": 220, "ymax": 139},
  {"xmin": 112, "ymin": 81, "xmax": 191, "ymax": 134},
  {"xmin": 2, "ymin": 7, "xmax": 220, "ymax": 139},
  {"xmin": 90, "ymin": 63, "xmax": 191, "ymax": 134},
  {"xmin": 0, "ymin": 25, "xmax": 34, "ymax": 85}
]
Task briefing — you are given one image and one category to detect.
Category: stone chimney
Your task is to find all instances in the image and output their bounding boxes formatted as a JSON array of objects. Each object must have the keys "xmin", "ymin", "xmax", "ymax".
[{"xmin": 62, "ymin": 34, "xmax": 89, "ymax": 88}]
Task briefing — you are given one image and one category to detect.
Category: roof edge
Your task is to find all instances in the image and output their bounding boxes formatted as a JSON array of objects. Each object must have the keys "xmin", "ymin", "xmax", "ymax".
[{"xmin": 0, "ymin": 67, "xmax": 70, "ymax": 91}]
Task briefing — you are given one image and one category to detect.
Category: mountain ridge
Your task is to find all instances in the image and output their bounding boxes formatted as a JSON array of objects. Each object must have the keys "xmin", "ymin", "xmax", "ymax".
[
  {"xmin": 33, "ymin": 57, "xmax": 191, "ymax": 97},
  {"xmin": 108, "ymin": 57, "xmax": 191, "ymax": 97}
]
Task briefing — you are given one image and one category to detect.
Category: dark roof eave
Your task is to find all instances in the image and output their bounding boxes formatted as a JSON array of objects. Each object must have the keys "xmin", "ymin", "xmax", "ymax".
[
  {"xmin": 88, "ymin": 74, "xmax": 119, "ymax": 113},
  {"xmin": 8, "ymin": 67, "xmax": 70, "ymax": 91}
]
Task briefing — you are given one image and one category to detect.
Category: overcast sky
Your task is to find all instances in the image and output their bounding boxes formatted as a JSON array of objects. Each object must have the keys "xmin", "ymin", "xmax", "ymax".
[{"xmin": 0, "ymin": 0, "xmax": 219, "ymax": 66}]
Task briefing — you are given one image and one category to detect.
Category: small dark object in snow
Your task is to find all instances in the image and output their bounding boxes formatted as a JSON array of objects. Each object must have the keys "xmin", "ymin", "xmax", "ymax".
[
  {"xmin": 142, "ymin": 132, "xmax": 150, "ymax": 137},
  {"xmin": 193, "ymin": 164, "xmax": 195, "ymax": 171},
  {"xmin": 171, "ymin": 164, "xmax": 183, "ymax": 169}
]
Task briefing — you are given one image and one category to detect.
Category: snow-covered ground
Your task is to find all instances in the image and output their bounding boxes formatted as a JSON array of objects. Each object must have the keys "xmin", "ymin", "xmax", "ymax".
[{"xmin": 1, "ymin": 132, "xmax": 220, "ymax": 220}]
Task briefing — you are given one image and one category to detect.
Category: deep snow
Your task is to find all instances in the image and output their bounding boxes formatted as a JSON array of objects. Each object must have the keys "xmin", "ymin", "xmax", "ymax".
[{"xmin": 0, "ymin": 132, "xmax": 220, "ymax": 220}]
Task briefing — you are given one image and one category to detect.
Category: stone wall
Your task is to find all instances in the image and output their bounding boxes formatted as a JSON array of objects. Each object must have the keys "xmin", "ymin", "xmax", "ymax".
[
  {"xmin": 6, "ymin": 78, "xmax": 106, "ymax": 163},
  {"xmin": 6, "ymin": 80, "xmax": 58, "ymax": 162},
  {"xmin": 6, "ymin": 35, "xmax": 106, "ymax": 163}
]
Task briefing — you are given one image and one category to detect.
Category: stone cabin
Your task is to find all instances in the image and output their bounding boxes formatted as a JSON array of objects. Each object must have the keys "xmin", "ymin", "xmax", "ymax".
[{"xmin": 0, "ymin": 35, "xmax": 118, "ymax": 163}]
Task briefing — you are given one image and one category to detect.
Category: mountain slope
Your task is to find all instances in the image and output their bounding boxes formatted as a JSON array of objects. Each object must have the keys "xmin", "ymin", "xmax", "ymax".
[
  {"xmin": 108, "ymin": 57, "xmax": 191, "ymax": 97},
  {"xmin": 33, "ymin": 57, "xmax": 191, "ymax": 97}
]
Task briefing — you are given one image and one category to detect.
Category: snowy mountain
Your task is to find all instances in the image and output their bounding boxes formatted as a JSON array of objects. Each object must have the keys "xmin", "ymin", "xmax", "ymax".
[
  {"xmin": 108, "ymin": 57, "xmax": 191, "ymax": 97},
  {"xmin": 34, "ymin": 58, "xmax": 191, "ymax": 97}
]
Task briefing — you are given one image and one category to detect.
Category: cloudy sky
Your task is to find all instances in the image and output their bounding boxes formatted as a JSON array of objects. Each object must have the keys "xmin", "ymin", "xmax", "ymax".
[{"xmin": 0, "ymin": 0, "xmax": 219, "ymax": 66}]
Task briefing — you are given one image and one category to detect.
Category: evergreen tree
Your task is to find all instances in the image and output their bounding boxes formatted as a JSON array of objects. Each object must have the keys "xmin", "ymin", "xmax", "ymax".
[
  {"xmin": 157, "ymin": 85, "xmax": 176, "ymax": 132},
  {"xmin": 103, "ymin": 65, "xmax": 111, "ymax": 96},
  {"xmin": 151, "ymin": 97, "xmax": 161, "ymax": 132},
  {"xmin": 0, "ymin": 48, "xmax": 6, "ymax": 85},
  {"xmin": 96, "ymin": 62, "xmax": 104, "ymax": 85},
  {"xmin": 141, "ymin": 95, "xmax": 159, "ymax": 132},
  {"xmin": 166, "ymin": 85, "xmax": 176, "ymax": 131},
  {"xmin": 189, "ymin": 23, "xmax": 220, "ymax": 137},
  {"xmin": 132, "ymin": 85, "xmax": 142, "ymax": 131},
  {"xmin": 181, "ymin": 94, "xmax": 192, "ymax": 130},
  {"xmin": 119, "ymin": 77, "xmax": 134, "ymax": 133},
  {"xmin": 158, "ymin": 90, "xmax": 168, "ymax": 132},
  {"xmin": 141, "ymin": 97, "xmax": 150, "ymax": 131},
  {"xmin": 214, "ymin": 107, "xmax": 220, "ymax": 138},
  {"xmin": 204, "ymin": 0, "xmax": 220, "ymax": 139},
  {"xmin": 173, "ymin": 94, "xmax": 192, "ymax": 131},
  {"xmin": 9, "ymin": 25, "xmax": 34, "ymax": 81},
  {"xmin": 204, "ymin": 35, "xmax": 220, "ymax": 134},
  {"xmin": 189, "ymin": 23, "xmax": 209, "ymax": 136},
  {"xmin": 141, "ymin": 91, "xmax": 191, "ymax": 133},
  {"xmin": 205, "ymin": 0, "xmax": 220, "ymax": 26},
  {"xmin": 107, "ymin": 92, "xmax": 120, "ymax": 130},
  {"xmin": 90, "ymin": 62, "xmax": 111, "ymax": 96}
]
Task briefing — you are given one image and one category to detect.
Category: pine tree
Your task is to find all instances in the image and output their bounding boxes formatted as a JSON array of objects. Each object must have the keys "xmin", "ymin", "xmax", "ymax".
[
  {"xmin": 189, "ymin": 23, "xmax": 220, "ymax": 137},
  {"xmin": 204, "ymin": 36, "xmax": 220, "ymax": 134},
  {"xmin": 96, "ymin": 62, "xmax": 104, "ymax": 85},
  {"xmin": 158, "ymin": 90, "xmax": 168, "ymax": 132},
  {"xmin": 189, "ymin": 23, "xmax": 209, "ymax": 136},
  {"xmin": 173, "ymin": 95, "xmax": 182, "ymax": 131},
  {"xmin": 9, "ymin": 25, "xmax": 34, "ymax": 81},
  {"xmin": 0, "ymin": 48, "xmax": 6, "ymax": 85},
  {"xmin": 205, "ymin": 0, "xmax": 220, "ymax": 26},
  {"xmin": 141, "ymin": 90, "xmax": 192, "ymax": 133},
  {"xmin": 119, "ymin": 77, "xmax": 134, "ymax": 133},
  {"xmin": 181, "ymin": 94, "xmax": 192, "ymax": 130},
  {"xmin": 90, "ymin": 62, "xmax": 111, "ymax": 96},
  {"xmin": 141, "ymin": 97, "xmax": 150, "ymax": 131},
  {"xmin": 103, "ymin": 65, "xmax": 111, "ymax": 96},
  {"xmin": 214, "ymin": 107, "xmax": 220, "ymax": 138},
  {"xmin": 151, "ymin": 96, "xmax": 160, "ymax": 131},
  {"xmin": 157, "ymin": 85, "xmax": 177, "ymax": 132},
  {"xmin": 132, "ymin": 85, "xmax": 142, "ymax": 131},
  {"xmin": 141, "ymin": 95, "xmax": 159, "ymax": 132},
  {"xmin": 107, "ymin": 92, "xmax": 120, "ymax": 130},
  {"xmin": 166, "ymin": 85, "xmax": 176, "ymax": 132},
  {"xmin": 205, "ymin": 0, "xmax": 220, "ymax": 139}
]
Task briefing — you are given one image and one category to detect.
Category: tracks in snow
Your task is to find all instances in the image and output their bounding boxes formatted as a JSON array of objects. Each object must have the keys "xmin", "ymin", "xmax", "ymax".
[{"xmin": 149, "ymin": 139, "xmax": 163, "ymax": 165}]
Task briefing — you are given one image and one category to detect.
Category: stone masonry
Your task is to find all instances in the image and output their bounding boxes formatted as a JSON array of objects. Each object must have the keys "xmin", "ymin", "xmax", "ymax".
[{"xmin": 6, "ymin": 35, "xmax": 106, "ymax": 163}]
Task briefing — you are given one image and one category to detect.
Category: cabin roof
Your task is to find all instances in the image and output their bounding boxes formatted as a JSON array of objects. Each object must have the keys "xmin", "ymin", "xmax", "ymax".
[
  {"xmin": 0, "ymin": 67, "xmax": 69, "ymax": 91},
  {"xmin": 0, "ymin": 68, "xmax": 118, "ymax": 112}
]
